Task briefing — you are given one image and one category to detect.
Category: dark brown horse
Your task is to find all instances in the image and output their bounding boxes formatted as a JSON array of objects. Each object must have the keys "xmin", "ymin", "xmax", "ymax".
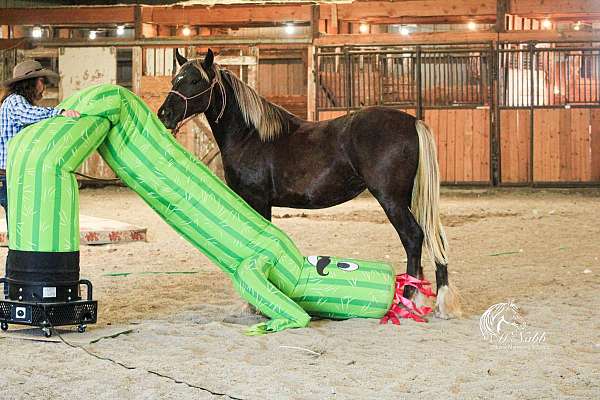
[{"xmin": 158, "ymin": 49, "xmax": 459, "ymax": 318}]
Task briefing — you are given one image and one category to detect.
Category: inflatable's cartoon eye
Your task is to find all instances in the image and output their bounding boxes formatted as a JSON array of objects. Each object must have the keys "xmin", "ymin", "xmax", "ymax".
[
  {"xmin": 307, "ymin": 256, "xmax": 319, "ymax": 267},
  {"xmin": 337, "ymin": 261, "xmax": 359, "ymax": 272},
  {"xmin": 307, "ymin": 256, "xmax": 331, "ymax": 276}
]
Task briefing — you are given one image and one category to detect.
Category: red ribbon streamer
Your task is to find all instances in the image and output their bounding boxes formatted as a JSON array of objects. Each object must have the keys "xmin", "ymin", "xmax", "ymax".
[{"xmin": 380, "ymin": 273, "xmax": 436, "ymax": 325}]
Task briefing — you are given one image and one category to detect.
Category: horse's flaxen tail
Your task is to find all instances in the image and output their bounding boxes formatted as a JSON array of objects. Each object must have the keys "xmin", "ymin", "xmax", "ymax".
[
  {"xmin": 411, "ymin": 120, "xmax": 448, "ymax": 268},
  {"xmin": 412, "ymin": 120, "xmax": 462, "ymax": 318}
]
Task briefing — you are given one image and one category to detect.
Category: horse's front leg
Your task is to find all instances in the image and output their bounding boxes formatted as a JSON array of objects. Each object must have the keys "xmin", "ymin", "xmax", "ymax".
[{"xmin": 246, "ymin": 199, "xmax": 271, "ymax": 222}]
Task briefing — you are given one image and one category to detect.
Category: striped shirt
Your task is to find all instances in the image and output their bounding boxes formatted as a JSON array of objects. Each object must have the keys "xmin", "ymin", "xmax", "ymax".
[{"xmin": 0, "ymin": 93, "xmax": 61, "ymax": 169}]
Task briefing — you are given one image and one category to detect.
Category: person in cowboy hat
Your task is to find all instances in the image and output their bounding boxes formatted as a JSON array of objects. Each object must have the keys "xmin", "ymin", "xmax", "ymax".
[{"xmin": 0, "ymin": 60, "xmax": 80, "ymax": 228}]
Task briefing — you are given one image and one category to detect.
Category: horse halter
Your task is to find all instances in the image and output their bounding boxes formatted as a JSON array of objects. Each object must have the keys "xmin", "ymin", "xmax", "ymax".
[{"xmin": 168, "ymin": 74, "xmax": 226, "ymax": 132}]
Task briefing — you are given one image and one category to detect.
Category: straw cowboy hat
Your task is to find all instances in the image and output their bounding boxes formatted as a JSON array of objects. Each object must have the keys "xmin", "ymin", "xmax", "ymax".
[{"xmin": 2, "ymin": 60, "xmax": 59, "ymax": 87}]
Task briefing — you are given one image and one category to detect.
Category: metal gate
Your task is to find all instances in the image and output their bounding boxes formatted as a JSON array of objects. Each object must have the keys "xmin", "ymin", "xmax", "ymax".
[
  {"xmin": 315, "ymin": 44, "xmax": 493, "ymax": 184},
  {"xmin": 315, "ymin": 41, "xmax": 600, "ymax": 186}
]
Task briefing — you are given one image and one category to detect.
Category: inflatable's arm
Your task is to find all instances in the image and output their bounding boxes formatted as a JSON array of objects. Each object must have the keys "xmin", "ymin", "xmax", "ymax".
[{"xmin": 233, "ymin": 255, "xmax": 310, "ymax": 335}]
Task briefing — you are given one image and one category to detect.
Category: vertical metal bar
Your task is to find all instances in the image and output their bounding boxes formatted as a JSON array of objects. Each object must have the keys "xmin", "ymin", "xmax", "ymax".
[
  {"xmin": 493, "ymin": 42, "xmax": 501, "ymax": 185},
  {"xmin": 529, "ymin": 42, "xmax": 535, "ymax": 184},
  {"xmin": 444, "ymin": 54, "xmax": 448, "ymax": 106},
  {"xmin": 566, "ymin": 53, "xmax": 570, "ymax": 104},
  {"xmin": 379, "ymin": 55, "xmax": 384, "ymax": 105},
  {"xmin": 345, "ymin": 48, "xmax": 351, "ymax": 114},
  {"xmin": 463, "ymin": 54, "xmax": 467, "ymax": 104},
  {"xmin": 416, "ymin": 46, "xmax": 422, "ymax": 120},
  {"xmin": 557, "ymin": 51, "xmax": 562, "ymax": 106}
]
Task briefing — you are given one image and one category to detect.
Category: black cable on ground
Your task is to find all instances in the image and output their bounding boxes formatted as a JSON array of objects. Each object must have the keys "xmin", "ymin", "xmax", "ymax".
[{"xmin": 32, "ymin": 297, "xmax": 244, "ymax": 400}]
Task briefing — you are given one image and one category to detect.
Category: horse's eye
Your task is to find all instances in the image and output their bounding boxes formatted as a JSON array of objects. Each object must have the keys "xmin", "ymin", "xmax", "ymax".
[
  {"xmin": 337, "ymin": 262, "xmax": 359, "ymax": 272},
  {"xmin": 191, "ymin": 79, "xmax": 200, "ymax": 85}
]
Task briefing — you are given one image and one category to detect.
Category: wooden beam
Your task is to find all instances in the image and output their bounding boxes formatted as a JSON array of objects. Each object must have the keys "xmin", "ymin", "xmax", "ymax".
[
  {"xmin": 33, "ymin": 36, "xmax": 312, "ymax": 48},
  {"xmin": 510, "ymin": 0, "xmax": 600, "ymax": 15},
  {"xmin": 335, "ymin": 0, "xmax": 496, "ymax": 20},
  {"xmin": 315, "ymin": 30, "xmax": 600, "ymax": 46},
  {"xmin": 0, "ymin": 6, "xmax": 135, "ymax": 25},
  {"xmin": 141, "ymin": 4, "xmax": 312, "ymax": 26},
  {"xmin": 0, "ymin": 38, "xmax": 33, "ymax": 50}
]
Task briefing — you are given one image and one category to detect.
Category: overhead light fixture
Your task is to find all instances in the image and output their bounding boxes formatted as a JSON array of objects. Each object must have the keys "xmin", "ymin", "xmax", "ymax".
[
  {"xmin": 554, "ymin": 86, "xmax": 561, "ymax": 95},
  {"xmin": 89, "ymin": 30, "xmax": 97, "ymax": 40},
  {"xmin": 468, "ymin": 21, "xmax": 477, "ymax": 31},
  {"xmin": 32, "ymin": 26, "xmax": 42, "ymax": 39},
  {"xmin": 182, "ymin": 26, "xmax": 191, "ymax": 36},
  {"xmin": 542, "ymin": 19, "xmax": 552, "ymax": 29},
  {"xmin": 284, "ymin": 23, "xmax": 295, "ymax": 35},
  {"xmin": 116, "ymin": 25, "xmax": 125, "ymax": 36},
  {"xmin": 359, "ymin": 23, "xmax": 369, "ymax": 34},
  {"xmin": 399, "ymin": 26, "xmax": 410, "ymax": 36},
  {"xmin": 573, "ymin": 21, "xmax": 581, "ymax": 31}
]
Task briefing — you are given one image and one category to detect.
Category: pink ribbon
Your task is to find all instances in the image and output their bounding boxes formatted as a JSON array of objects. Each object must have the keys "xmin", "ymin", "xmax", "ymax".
[{"xmin": 380, "ymin": 273, "xmax": 436, "ymax": 325}]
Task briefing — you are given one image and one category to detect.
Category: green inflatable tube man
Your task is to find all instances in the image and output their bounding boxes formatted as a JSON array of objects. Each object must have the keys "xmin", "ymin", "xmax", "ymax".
[{"xmin": 7, "ymin": 85, "xmax": 431, "ymax": 334}]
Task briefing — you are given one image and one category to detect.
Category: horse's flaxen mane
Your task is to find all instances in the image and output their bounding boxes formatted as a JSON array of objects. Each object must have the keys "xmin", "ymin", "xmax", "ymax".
[{"xmin": 193, "ymin": 59, "xmax": 290, "ymax": 142}]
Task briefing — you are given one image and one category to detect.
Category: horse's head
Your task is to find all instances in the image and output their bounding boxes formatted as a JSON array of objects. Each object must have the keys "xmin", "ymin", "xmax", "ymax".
[{"xmin": 158, "ymin": 48, "xmax": 221, "ymax": 131}]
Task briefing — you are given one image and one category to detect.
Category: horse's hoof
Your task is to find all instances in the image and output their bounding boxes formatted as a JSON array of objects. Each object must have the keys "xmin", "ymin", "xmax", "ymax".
[{"xmin": 434, "ymin": 309, "xmax": 451, "ymax": 320}]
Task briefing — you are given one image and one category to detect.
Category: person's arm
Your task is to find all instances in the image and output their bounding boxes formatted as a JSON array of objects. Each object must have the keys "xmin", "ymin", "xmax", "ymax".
[{"xmin": 10, "ymin": 95, "xmax": 62, "ymax": 126}]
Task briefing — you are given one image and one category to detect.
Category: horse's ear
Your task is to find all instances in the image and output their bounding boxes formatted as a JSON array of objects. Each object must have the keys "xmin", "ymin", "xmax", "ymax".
[
  {"xmin": 175, "ymin": 48, "xmax": 188, "ymax": 67},
  {"xmin": 202, "ymin": 49, "xmax": 214, "ymax": 70}
]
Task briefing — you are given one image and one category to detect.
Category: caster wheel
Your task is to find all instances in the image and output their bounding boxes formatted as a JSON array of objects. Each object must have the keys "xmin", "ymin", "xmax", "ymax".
[
  {"xmin": 1, "ymin": 322, "xmax": 8, "ymax": 331},
  {"xmin": 42, "ymin": 327, "xmax": 52, "ymax": 338},
  {"xmin": 77, "ymin": 324, "xmax": 86, "ymax": 333}
]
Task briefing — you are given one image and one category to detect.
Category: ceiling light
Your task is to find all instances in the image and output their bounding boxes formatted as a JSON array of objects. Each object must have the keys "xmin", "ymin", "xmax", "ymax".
[
  {"xmin": 359, "ymin": 23, "xmax": 369, "ymax": 34},
  {"xmin": 542, "ymin": 19, "xmax": 552, "ymax": 29},
  {"xmin": 400, "ymin": 26, "xmax": 410, "ymax": 36},
  {"xmin": 32, "ymin": 26, "xmax": 42, "ymax": 39},
  {"xmin": 182, "ymin": 26, "xmax": 191, "ymax": 36},
  {"xmin": 468, "ymin": 21, "xmax": 477, "ymax": 31},
  {"xmin": 89, "ymin": 30, "xmax": 97, "ymax": 40},
  {"xmin": 284, "ymin": 23, "xmax": 295, "ymax": 35},
  {"xmin": 116, "ymin": 25, "xmax": 125, "ymax": 36}
]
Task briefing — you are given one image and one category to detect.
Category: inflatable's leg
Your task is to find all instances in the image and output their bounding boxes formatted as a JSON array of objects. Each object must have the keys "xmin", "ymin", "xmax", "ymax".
[{"xmin": 233, "ymin": 255, "xmax": 310, "ymax": 335}]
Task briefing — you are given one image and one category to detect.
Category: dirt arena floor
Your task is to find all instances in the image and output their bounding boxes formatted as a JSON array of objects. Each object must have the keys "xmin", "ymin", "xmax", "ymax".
[{"xmin": 1, "ymin": 186, "xmax": 599, "ymax": 399}]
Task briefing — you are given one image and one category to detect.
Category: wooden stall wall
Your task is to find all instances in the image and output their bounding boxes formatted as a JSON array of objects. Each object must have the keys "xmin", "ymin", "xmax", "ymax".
[
  {"xmin": 258, "ymin": 57, "xmax": 308, "ymax": 119},
  {"xmin": 501, "ymin": 108, "xmax": 600, "ymax": 183},
  {"xmin": 533, "ymin": 109, "xmax": 600, "ymax": 182},
  {"xmin": 500, "ymin": 110, "xmax": 531, "ymax": 183},
  {"xmin": 424, "ymin": 109, "xmax": 490, "ymax": 184}
]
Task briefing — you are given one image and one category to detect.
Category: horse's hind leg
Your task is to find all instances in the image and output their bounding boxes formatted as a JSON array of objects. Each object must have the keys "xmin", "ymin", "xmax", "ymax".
[
  {"xmin": 435, "ymin": 261, "xmax": 461, "ymax": 319},
  {"xmin": 370, "ymin": 191, "xmax": 424, "ymax": 300},
  {"xmin": 435, "ymin": 262, "xmax": 450, "ymax": 318}
]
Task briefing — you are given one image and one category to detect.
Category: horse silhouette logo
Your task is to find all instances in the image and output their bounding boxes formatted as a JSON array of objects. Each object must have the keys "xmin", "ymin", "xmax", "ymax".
[{"xmin": 480, "ymin": 300, "xmax": 527, "ymax": 344}]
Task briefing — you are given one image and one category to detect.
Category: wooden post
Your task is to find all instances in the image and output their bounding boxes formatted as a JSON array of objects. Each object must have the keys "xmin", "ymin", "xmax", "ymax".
[
  {"xmin": 247, "ymin": 46, "xmax": 259, "ymax": 90},
  {"xmin": 496, "ymin": 0, "xmax": 508, "ymax": 32},
  {"xmin": 134, "ymin": 5, "xmax": 143, "ymax": 40},
  {"xmin": 330, "ymin": 5, "xmax": 338, "ymax": 34},
  {"xmin": 311, "ymin": 4, "xmax": 320, "ymax": 39},
  {"xmin": 131, "ymin": 47, "xmax": 142, "ymax": 95},
  {"xmin": 307, "ymin": 45, "xmax": 316, "ymax": 121}
]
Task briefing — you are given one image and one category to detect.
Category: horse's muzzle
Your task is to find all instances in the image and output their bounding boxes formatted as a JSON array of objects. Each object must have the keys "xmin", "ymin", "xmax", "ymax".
[{"xmin": 157, "ymin": 105, "xmax": 177, "ymax": 130}]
